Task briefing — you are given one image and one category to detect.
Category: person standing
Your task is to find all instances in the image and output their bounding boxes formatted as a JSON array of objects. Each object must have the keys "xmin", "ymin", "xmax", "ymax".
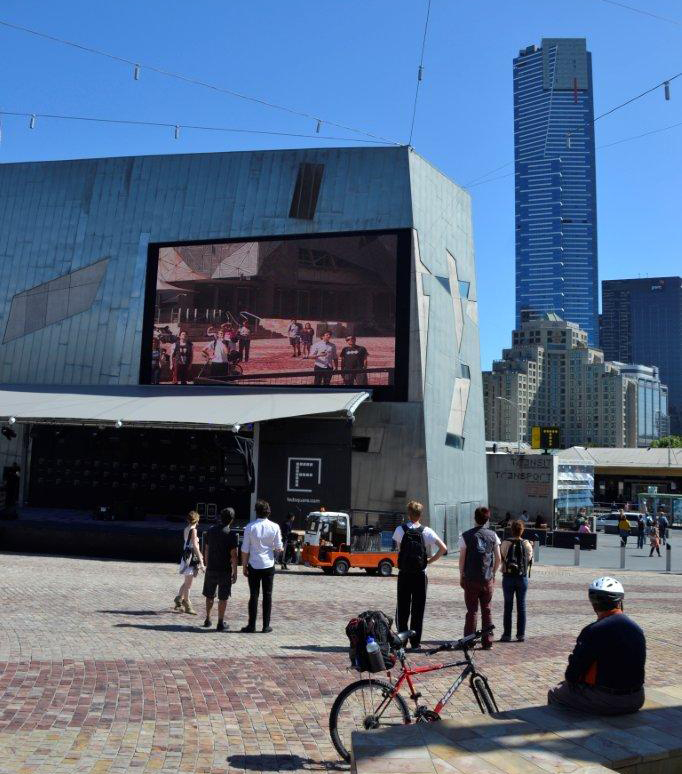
[
  {"xmin": 459, "ymin": 507, "xmax": 501, "ymax": 650},
  {"xmin": 287, "ymin": 320, "xmax": 302, "ymax": 357},
  {"xmin": 339, "ymin": 336, "xmax": 369, "ymax": 386},
  {"xmin": 657, "ymin": 510, "xmax": 669, "ymax": 546},
  {"xmin": 174, "ymin": 511, "xmax": 205, "ymax": 614},
  {"xmin": 649, "ymin": 527, "xmax": 661, "ymax": 557},
  {"xmin": 241, "ymin": 500, "xmax": 283, "ymax": 633},
  {"xmin": 172, "ymin": 331, "xmax": 193, "ymax": 385},
  {"xmin": 520, "ymin": 510, "xmax": 529, "ymax": 523},
  {"xmin": 636, "ymin": 513, "xmax": 646, "ymax": 550},
  {"xmin": 499, "ymin": 520, "xmax": 533, "ymax": 642},
  {"xmin": 238, "ymin": 321, "xmax": 251, "ymax": 363},
  {"xmin": 202, "ymin": 508, "xmax": 239, "ymax": 631},
  {"xmin": 309, "ymin": 331, "xmax": 338, "ymax": 386},
  {"xmin": 618, "ymin": 510, "xmax": 630, "ymax": 547},
  {"xmin": 392, "ymin": 501, "xmax": 447, "ymax": 650},
  {"xmin": 280, "ymin": 512, "xmax": 296, "ymax": 570},
  {"xmin": 300, "ymin": 323, "xmax": 314, "ymax": 358}
]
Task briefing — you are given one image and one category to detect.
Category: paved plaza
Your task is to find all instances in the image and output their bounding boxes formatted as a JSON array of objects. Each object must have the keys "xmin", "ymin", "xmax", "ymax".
[{"xmin": 1, "ymin": 551, "xmax": 681, "ymax": 773}]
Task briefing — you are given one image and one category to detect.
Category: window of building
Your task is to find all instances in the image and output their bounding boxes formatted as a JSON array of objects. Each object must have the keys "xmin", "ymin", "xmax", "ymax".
[
  {"xmin": 289, "ymin": 162, "xmax": 324, "ymax": 220},
  {"xmin": 445, "ymin": 433, "xmax": 465, "ymax": 450}
]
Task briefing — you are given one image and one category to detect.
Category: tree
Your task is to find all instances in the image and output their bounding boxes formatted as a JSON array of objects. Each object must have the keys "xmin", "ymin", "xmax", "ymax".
[{"xmin": 651, "ymin": 436, "xmax": 682, "ymax": 448}]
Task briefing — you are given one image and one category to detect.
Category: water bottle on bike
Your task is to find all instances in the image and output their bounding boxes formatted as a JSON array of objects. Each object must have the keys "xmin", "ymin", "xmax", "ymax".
[{"xmin": 365, "ymin": 637, "xmax": 385, "ymax": 673}]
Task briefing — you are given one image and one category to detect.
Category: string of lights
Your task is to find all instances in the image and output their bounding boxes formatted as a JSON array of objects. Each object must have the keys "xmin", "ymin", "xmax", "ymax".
[
  {"xmin": 0, "ymin": 18, "xmax": 401, "ymax": 146},
  {"xmin": 0, "ymin": 109, "xmax": 393, "ymax": 144},
  {"xmin": 408, "ymin": 0, "xmax": 433, "ymax": 146}
]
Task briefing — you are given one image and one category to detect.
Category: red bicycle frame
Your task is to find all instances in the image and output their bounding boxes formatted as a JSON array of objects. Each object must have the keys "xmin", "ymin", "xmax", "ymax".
[{"xmin": 387, "ymin": 654, "xmax": 476, "ymax": 715}]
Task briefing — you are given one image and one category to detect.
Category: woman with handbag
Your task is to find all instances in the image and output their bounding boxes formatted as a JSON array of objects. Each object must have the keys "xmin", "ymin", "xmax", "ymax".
[
  {"xmin": 174, "ymin": 511, "xmax": 205, "ymax": 614},
  {"xmin": 499, "ymin": 520, "xmax": 533, "ymax": 642}
]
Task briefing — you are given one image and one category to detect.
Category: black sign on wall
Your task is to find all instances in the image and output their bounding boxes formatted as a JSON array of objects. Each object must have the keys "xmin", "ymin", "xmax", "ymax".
[{"xmin": 258, "ymin": 418, "xmax": 352, "ymax": 526}]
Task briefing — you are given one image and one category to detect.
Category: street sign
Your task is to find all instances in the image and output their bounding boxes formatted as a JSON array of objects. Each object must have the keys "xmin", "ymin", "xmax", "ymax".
[{"xmin": 531, "ymin": 426, "xmax": 561, "ymax": 450}]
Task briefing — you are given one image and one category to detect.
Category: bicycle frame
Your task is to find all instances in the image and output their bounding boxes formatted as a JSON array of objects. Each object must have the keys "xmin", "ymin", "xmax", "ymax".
[{"xmin": 366, "ymin": 646, "xmax": 478, "ymax": 721}]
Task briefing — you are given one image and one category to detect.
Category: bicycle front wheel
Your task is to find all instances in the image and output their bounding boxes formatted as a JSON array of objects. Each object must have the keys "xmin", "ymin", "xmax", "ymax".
[
  {"xmin": 329, "ymin": 678, "xmax": 410, "ymax": 762},
  {"xmin": 471, "ymin": 674, "xmax": 498, "ymax": 714}
]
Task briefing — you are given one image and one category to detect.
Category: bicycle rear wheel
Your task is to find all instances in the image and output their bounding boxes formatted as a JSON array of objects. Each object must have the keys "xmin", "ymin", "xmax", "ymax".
[
  {"xmin": 329, "ymin": 678, "xmax": 410, "ymax": 762},
  {"xmin": 470, "ymin": 674, "xmax": 498, "ymax": 714}
]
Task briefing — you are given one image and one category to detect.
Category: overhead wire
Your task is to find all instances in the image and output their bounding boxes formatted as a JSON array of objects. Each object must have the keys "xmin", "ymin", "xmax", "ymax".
[
  {"xmin": 464, "ymin": 68, "xmax": 682, "ymax": 188},
  {"xmin": 0, "ymin": 109, "xmax": 392, "ymax": 144},
  {"xmin": 0, "ymin": 17, "xmax": 400, "ymax": 146},
  {"xmin": 408, "ymin": 0, "xmax": 433, "ymax": 146},
  {"xmin": 466, "ymin": 119, "xmax": 682, "ymax": 189},
  {"xmin": 598, "ymin": 0, "xmax": 682, "ymax": 28}
]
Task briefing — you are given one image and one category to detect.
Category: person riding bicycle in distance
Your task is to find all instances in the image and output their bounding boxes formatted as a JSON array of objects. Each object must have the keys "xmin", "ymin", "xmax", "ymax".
[{"xmin": 548, "ymin": 577, "xmax": 646, "ymax": 715}]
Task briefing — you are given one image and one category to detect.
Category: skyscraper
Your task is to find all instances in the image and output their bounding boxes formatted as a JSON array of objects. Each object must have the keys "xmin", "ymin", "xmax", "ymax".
[
  {"xmin": 513, "ymin": 38, "xmax": 599, "ymax": 343},
  {"xmin": 601, "ymin": 277, "xmax": 682, "ymax": 434}
]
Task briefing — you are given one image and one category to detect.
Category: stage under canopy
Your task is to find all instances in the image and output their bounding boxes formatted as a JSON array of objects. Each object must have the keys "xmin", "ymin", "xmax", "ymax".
[{"xmin": 0, "ymin": 385, "xmax": 370, "ymax": 430}]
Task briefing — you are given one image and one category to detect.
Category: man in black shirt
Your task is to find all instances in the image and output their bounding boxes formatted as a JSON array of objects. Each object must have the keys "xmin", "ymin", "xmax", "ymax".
[
  {"xmin": 202, "ymin": 507, "xmax": 239, "ymax": 631},
  {"xmin": 548, "ymin": 576, "xmax": 646, "ymax": 714},
  {"xmin": 280, "ymin": 513, "xmax": 295, "ymax": 570},
  {"xmin": 340, "ymin": 336, "xmax": 369, "ymax": 386}
]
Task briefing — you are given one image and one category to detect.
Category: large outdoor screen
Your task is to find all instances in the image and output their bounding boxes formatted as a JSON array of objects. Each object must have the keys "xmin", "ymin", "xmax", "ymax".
[{"xmin": 143, "ymin": 231, "xmax": 404, "ymax": 390}]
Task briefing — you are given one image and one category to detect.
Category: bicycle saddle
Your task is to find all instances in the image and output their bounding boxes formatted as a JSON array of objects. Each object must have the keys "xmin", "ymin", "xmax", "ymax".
[{"xmin": 396, "ymin": 630, "xmax": 415, "ymax": 646}]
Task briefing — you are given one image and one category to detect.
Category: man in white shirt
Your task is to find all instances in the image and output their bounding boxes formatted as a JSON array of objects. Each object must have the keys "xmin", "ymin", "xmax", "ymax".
[
  {"xmin": 392, "ymin": 500, "xmax": 447, "ymax": 650},
  {"xmin": 309, "ymin": 331, "xmax": 338, "ymax": 386},
  {"xmin": 241, "ymin": 499, "xmax": 283, "ymax": 633}
]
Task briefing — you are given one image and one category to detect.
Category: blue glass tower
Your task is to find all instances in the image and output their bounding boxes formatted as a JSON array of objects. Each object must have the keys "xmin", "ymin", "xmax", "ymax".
[{"xmin": 513, "ymin": 38, "xmax": 599, "ymax": 343}]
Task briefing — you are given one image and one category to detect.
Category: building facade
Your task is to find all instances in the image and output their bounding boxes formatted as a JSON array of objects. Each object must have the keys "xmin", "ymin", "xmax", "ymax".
[
  {"xmin": 601, "ymin": 277, "xmax": 682, "ymax": 434},
  {"xmin": 0, "ymin": 146, "xmax": 487, "ymax": 542},
  {"xmin": 513, "ymin": 38, "xmax": 599, "ymax": 343},
  {"xmin": 483, "ymin": 315, "xmax": 669, "ymax": 448}
]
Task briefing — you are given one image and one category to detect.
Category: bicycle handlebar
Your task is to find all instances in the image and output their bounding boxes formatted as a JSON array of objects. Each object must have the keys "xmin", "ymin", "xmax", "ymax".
[{"xmin": 423, "ymin": 625, "xmax": 495, "ymax": 655}]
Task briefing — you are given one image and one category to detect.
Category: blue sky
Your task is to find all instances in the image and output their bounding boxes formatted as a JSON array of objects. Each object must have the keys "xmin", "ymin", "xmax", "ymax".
[{"xmin": 1, "ymin": 0, "xmax": 680, "ymax": 369}]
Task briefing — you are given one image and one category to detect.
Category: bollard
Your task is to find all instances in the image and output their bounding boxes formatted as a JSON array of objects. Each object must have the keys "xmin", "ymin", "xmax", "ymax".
[
  {"xmin": 620, "ymin": 544, "xmax": 626, "ymax": 570},
  {"xmin": 574, "ymin": 538, "xmax": 580, "ymax": 566},
  {"xmin": 666, "ymin": 543, "xmax": 672, "ymax": 573},
  {"xmin": 534, "ymin": 540, "xmax": 540, "ymax": 564}
]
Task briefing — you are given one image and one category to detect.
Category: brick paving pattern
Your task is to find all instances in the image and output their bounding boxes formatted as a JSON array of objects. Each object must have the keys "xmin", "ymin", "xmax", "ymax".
[{"xmin": 1, "ymin": 554, "xmax": 681, "ymax": 772}]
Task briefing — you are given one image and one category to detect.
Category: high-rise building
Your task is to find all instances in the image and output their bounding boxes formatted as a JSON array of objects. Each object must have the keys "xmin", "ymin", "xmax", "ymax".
[
  {"xmin": 601, "ymin": 277, "xmax": 682, "ymax": 434},
  {"xmin": 483, "ymin": 315, "xmax": 670, "ymax": 448},
  {"xmin": 513, "ymin": 38, "xmax": 599, "ymax": 343}
]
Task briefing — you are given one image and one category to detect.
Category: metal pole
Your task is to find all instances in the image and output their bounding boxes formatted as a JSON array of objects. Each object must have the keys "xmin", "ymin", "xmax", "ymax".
[
  {"xmin": 534, "ymin": 540, "xmax": 540, "ymax": 564},
  {"xmin": 666, "ymin": 543, "xmax": 672, "ymax": 573},
  {"xmin": 620, "ymin": 544, "xmax": 625, "ymax": 570},
  {"xmin": 574, "ymin": 538, "xmax": 580, "ymax": 566}
]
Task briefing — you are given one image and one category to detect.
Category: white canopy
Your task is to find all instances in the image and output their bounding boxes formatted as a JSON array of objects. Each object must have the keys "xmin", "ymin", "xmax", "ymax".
[{"xmin": 0, "ymin": 385, "xmax": 370, "ymax": 430}]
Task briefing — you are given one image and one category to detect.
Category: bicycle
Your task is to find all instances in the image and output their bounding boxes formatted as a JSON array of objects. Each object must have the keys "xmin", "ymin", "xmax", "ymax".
[{"xmin": 329, "ymin": 625, "xmax": 498, "ymax": 762}]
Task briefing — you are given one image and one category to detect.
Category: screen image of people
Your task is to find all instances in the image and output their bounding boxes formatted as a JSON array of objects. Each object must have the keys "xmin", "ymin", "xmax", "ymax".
[{"xmin": 148, "ymin": 233, "xmax": 398, "ymax": 386}]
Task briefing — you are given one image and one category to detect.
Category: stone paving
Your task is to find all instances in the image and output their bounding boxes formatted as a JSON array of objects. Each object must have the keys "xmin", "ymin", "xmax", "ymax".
[{"xmin": 1, "ymin": 553, "xmax": 681, "ymax": 773}]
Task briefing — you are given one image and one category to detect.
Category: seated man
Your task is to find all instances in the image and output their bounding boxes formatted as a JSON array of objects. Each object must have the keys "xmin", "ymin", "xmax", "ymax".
[{"xmin": 548, "ymin": 576, "xmax": 645, "ymax": 715}]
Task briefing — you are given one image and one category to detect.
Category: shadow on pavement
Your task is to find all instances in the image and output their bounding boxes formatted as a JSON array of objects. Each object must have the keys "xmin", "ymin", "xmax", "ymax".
[
  {"xmin": 227, "ymin": 753, "xmax": 345, "ymax": 771},
  {"xmin": 98, "ymin": 609, "xmax": 161, "ymax": 616},
  {"xmin": 279, "ymin": 645, "xmax": 348, "ymax": 653},
  {"xmin": 114, "ymin": 622, "xmax": 213, "ymax": 633}
]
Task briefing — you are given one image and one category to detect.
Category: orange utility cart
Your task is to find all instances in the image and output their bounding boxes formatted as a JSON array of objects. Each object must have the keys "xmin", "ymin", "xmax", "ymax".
[{"xmin": 301, "ymin": 511, "xmax": 398, "ymax": 576}]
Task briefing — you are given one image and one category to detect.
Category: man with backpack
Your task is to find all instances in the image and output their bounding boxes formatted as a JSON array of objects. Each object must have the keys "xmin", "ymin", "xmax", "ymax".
[
  {"xmin": 392, "ymin": 500, "xmax": 447, "ymax": 650},
  {"xmin": 459, "ymin": 506, "xmax": 501, "ymax": 649},
  {"xmin": 500, "ymin": 520, "xmax": 533, "ymax": 642},
  {"xmin": 658, "ymin": 509, "xmax": 669, "ymax": 546}
]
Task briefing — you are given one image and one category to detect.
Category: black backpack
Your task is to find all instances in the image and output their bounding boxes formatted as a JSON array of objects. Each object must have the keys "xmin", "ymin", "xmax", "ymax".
[
  {"xmin": 397, "ymin": 523, "xmax": 428, "ymax": 573},
  {"xmin": 463, "ymin": 527, "xmax": 496, "ymax": 582},
  {"xmin": 503, "ymin": 539, "xmax": 528, "ymax": 577},
  {"xmin": 346, "ymin": 610, "xmax": 397, "ymax": 672}
]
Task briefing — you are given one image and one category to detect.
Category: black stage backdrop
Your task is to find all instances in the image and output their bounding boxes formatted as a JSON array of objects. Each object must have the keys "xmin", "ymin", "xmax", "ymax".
[{"xmin": 257, "ymin": 418, "xmax": 352, "ymax": 528}]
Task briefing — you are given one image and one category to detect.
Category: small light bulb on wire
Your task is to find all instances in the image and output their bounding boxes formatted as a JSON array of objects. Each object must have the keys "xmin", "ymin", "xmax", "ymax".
[
  {"xmin": 418, "ymin": 65, "xmax": 424, "ymax": 81},
  {"xmin": 174, "ymin": 125, "xmax": 180, "ymax": 140},
  {"xmin": 664, "ymin": 81, "xmax": 671, "ymax": 101},
  {"xmin": 29, "ymin": 114, "xmax": 36, "ymax": 129},
  {"xmin": 316, "ymin": 119, "xmax": 322, "ymax": 133},
  {"xmin": 134, "ymin": 64, "xmax": 141, "ymax": 81}
]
